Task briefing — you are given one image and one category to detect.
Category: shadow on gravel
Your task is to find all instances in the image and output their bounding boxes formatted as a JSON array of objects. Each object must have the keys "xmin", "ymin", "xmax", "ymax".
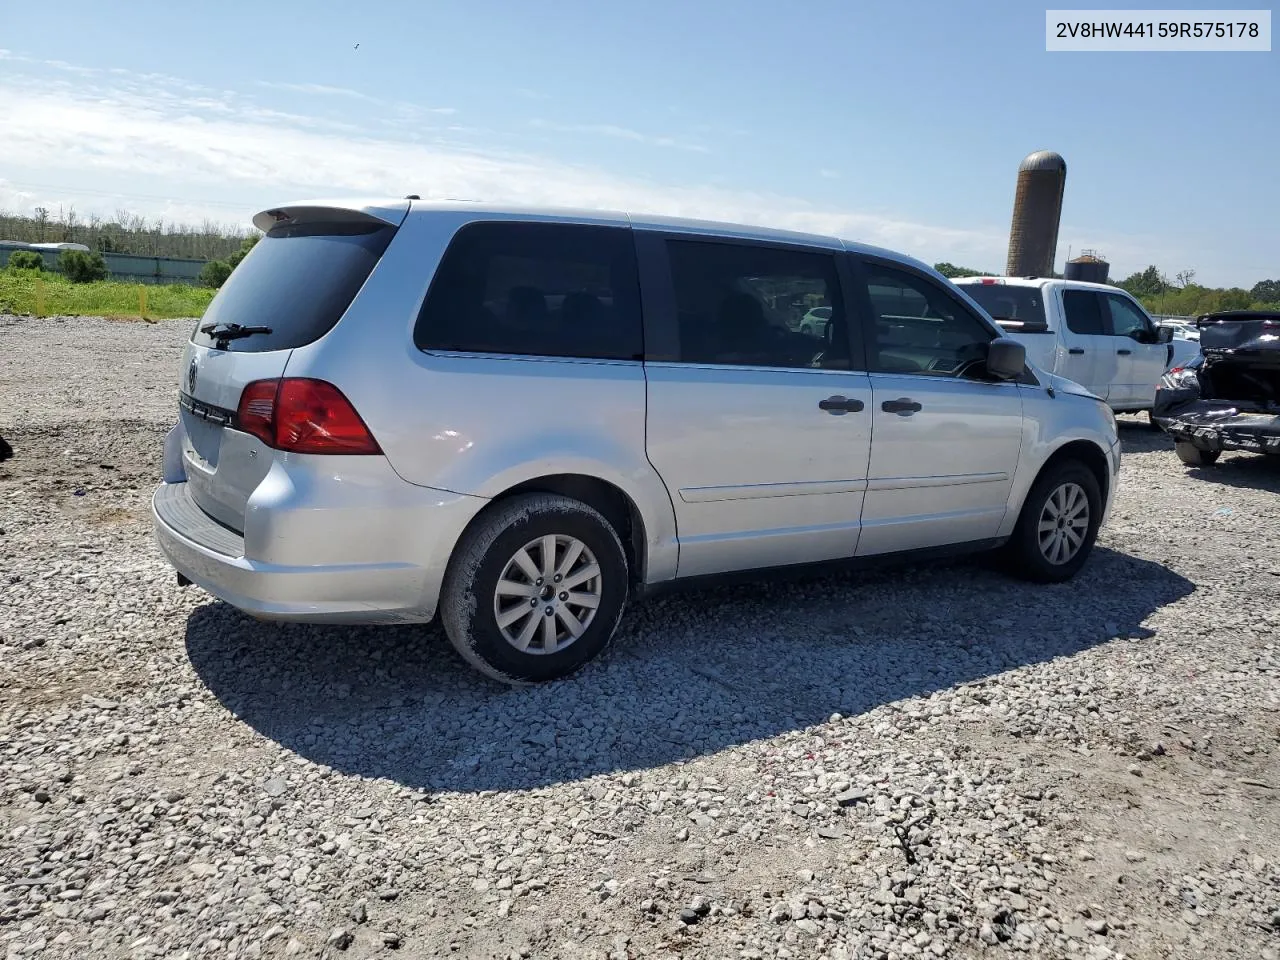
[
  {"xmin": 1186, "ymin": 454, "xmax": 1280, "ymax": 493},
  {"xmin": 1116, "ymin": 417, "xmax": 1172, "ymax": 455},
  {"xmin": 185, "ymin": 545, "xmax": 1194, "ymax": 793}
]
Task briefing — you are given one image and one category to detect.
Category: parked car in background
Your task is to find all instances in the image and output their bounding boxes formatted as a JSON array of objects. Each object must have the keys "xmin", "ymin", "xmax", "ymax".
[
  {"xmin": 153, "ymin": 199, "xmax": 1120, "ymax": 684},
  {"xmin": 1153, "ymin": 310, "xmax": 1280, "ymax": 466},
  {"xmin": 954, "ymin": 277, "xmax": 1198, "ymax": 415},
  {"xmin": 1154, "ymin": 317, "xmax": 1201, "ymax": 342},
  {"xmin": 798, "ymin": 305, "xmax": 833, "ymax": 336}
]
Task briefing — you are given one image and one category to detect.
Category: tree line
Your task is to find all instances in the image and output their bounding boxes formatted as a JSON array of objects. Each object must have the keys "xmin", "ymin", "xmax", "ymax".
[
  {"xmin": 1112, "ymin": 265, "xmax": 1280, "ymax": 316},
  {"xmin": 0, "ymin": 207, "xmax": 252, "ymax": 260}
]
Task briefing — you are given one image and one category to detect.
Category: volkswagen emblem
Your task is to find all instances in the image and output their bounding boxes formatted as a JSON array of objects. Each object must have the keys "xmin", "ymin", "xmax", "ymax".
[{"xmin": 187, "ymin": 357, "xmax": 198, "ymax": 394}]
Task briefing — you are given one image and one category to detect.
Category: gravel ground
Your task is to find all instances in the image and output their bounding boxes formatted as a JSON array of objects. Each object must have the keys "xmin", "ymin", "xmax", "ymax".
[{"xmin": 2, "ymin": 314, "xmax": 1279, "ymax": 960}]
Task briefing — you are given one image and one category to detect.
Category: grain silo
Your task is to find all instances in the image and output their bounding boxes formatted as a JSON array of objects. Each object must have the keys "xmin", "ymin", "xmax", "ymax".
[
  {"xmin": 1064, "ymin": 250, "xmax": 1110, "ymax": 284},
  {"xmin": 1006, "ymin": 150, "xmax": 1067, "ymax": 278}
]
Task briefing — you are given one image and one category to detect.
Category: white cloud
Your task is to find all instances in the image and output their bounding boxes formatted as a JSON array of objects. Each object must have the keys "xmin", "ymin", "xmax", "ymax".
[
  {"xmin": 256, "ymin": 80, "xmax": 380, "ymax": 101},
  {"xmin": 1, "ymin": 51, "xmax": 220, "ymax": 98},
  {"xmin": 0, "ymin": 71, "xmax": 1010, "ymax": 268},
  {"xmin": 530, "ymin": 119, "xmax": 710, "ymax": 154},
  {"xmin": 254, "ymin": 80, "xmax": 458, "ymax": 119}
]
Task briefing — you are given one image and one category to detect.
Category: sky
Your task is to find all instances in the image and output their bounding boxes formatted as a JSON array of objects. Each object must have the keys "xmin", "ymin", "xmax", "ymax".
[{"xmin": 0, "ymin": 0, "xmax": 1276, "ymax": 287}]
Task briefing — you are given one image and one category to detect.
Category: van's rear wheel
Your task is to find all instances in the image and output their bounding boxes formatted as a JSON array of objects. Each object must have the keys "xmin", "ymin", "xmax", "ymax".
[
  {"xmin": 440, "ymin": 494, "xmax": 628, "ymax": 684},
  {"xmin": 1005, "ymin": 460, "xmax": 1102, "ymax": 583},
  {"xmin": 1175, "ymin": 441, "xmax": 1220, "ymax": 467}
]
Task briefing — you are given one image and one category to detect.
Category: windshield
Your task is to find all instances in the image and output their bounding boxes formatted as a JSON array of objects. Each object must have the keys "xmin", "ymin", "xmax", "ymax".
[
  {"xmin": 958, "ymin": 283, "xmax": 1048, "ymax": 330},
  {"xmin": 192, "ymin": 220, "xmax": 397, "ymax": 352}
]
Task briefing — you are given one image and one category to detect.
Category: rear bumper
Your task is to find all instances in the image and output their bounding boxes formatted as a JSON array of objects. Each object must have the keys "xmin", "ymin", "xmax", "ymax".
[
  {"xmin": 152, "ymin": 477, "xmax": 486, "ymax": 624},
  {"xmin": 1155, "ymin": 408, "xmax": 1280, "ymax": 456}
]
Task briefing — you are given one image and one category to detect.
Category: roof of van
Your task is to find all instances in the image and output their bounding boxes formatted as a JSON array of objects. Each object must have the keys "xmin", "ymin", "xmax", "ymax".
[{"xmin": 255, "ymin": 197, "xmax": 934, "ymax": 276}]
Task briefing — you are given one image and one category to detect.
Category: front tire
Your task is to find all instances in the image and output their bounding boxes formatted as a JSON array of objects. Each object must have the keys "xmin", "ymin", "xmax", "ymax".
[
  {"xmin": 439, "ymin": 494, "xmax": 629, "ymax": 684},
  {"xmin": 1175, "ymin": 441, "xmax": 1220, "ymax": 467},
  {"xmin": 1005, "ymin": 460, "xmax": 1102, "ymax": 584}
]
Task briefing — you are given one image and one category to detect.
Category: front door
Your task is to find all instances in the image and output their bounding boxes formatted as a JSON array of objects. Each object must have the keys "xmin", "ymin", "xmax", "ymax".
[
  {"xmin": 639, "ymin": 234, "xmax": 874, "ymax": 578},
  {"xmin": 851, "ymin": 257, "xmax": 1025, "ymax": 556}
]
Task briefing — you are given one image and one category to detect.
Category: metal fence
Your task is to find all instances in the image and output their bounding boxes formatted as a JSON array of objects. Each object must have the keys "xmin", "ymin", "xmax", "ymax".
[{"xmin": 0, "ymin": 242, "xmax": 207, "ymax": 286}]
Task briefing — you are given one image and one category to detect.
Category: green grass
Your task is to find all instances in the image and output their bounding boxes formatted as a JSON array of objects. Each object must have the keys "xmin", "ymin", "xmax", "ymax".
[{"xmin": 0, "ymin": 269, "xmax": 214, "ymax": 319}]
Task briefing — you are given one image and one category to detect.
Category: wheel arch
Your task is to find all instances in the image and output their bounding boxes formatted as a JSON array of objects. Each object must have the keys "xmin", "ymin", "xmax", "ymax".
[
  {"xmin": 1032, "ymin": 439, "xmax": 1111, "ymax": 509},
  {"xmin": 464, "ymin": 474, "xmax": 651, "ymax": 594}
]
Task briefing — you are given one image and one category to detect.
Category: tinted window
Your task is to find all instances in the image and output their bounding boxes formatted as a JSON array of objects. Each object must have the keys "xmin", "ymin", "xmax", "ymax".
[
  {"xmin": 1104, "ymin": 293, "xmax": 1151, "ymax": 338},
  {"xmin": 415, "ymin": 222, "xmax": 642, "ymax": 360},
  {"xmin": 1062, "ymin": 290, "xmax": 1106, "ymax": 335},
  {"xmin": 863, "ymin": 264, "xmax": 994, "ymax": 376},
  {"xmin": 193, "ymin": 221, "xmax": 396, "ymax": 353},
  {"xmin": 666, "ymin": 240, "xmax": 850, "ymax": 369},
  {"xmin": 957, "ymin": 283, "xmax": 1048, "ymax": 331}
]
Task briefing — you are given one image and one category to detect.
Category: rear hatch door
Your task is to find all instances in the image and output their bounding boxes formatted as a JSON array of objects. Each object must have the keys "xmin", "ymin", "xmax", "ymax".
[
  {"xmin": 1198, "ymin": 312, "xmax": 1280, "ymax": 355},
  {"xmin": 179, "ymin": 202, "xmax": 406, "ymax": 531}
]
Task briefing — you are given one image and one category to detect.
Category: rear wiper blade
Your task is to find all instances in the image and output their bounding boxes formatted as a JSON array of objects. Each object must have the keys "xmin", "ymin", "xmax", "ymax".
[{"xmin": 199, "ymin": 322, "xmax": 273, "ymax": 342}]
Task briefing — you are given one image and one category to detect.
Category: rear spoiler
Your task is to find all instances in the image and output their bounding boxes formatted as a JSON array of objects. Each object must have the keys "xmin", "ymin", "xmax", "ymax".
[{"xmin": 252, "ymin": 200, "xmax": 410, "ymax": 233}]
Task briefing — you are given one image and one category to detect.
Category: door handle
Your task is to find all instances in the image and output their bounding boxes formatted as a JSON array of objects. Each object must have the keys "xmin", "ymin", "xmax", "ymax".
[
  {"xmin": 1117, "ymin": 348, "xmax": 1132, "ymax": 355},
  {"xmin": 1068, "ymin": 348, "xmax": 1085, "ymax": 355},
  {"xmin": 818, "ymin": 395, "xmax": 864, "ymax": 414},
  {"xmin": 881, "ymin": 398, "xmax": 922, "ymax": 415}
]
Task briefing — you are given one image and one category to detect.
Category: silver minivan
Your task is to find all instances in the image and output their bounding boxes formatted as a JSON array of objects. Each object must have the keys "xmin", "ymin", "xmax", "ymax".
[{"xmin": 153, "ymin": 199, "xmax": 1121, "ymax": 683}]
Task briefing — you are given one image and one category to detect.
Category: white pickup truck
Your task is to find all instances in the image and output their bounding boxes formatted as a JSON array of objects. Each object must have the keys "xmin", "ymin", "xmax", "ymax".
[{"xmin": 955, "ymin": 276, "xmax": 1199, "ymax": 414}]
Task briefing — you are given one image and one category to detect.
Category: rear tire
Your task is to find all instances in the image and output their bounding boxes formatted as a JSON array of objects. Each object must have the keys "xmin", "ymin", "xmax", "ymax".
[
  {"xmin": 1175, "ymin": 441, "xmax": 1220, "ymax": 467},
  {"xmin": 439, "ymin": 493, "xmax": 628, "ymax": 684},
  {"xmin": 1005, "ymin": 460, "xmax": 1102, "ymax": 584}
]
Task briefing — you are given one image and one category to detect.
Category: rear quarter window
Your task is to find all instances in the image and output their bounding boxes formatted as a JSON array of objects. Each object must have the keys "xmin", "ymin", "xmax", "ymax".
[
  {"xmin": 192, "ymin": 221, "xmax": 396, "ymax": 353},
  {"xmin": 414, "ymin": 221, "xmax": 643, "ymax": 361}
]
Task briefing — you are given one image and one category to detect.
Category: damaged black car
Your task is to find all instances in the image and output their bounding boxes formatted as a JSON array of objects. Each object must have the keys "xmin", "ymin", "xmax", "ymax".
[{"xmin": 1153, "ymin": 310, "xmax": 1280, "ymax": 466}]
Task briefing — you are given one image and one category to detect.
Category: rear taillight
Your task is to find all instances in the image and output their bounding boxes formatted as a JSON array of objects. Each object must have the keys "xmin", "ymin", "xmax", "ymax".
[
  {"xmin": 235, "ymin": 378, "xmax": 381, "ymax": 455},
  {"xmin": 236, "ymin": 380, "xmax": 278, "ymax": 447}
]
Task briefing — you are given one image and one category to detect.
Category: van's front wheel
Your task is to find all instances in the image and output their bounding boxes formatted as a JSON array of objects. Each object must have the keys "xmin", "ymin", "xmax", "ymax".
[
  {"xmin": 440, "ymin": 494, "xmax": 628, "ymax": 684},
  {"xmin": 1005, "ymin": 461, "xmax": 1102, "ymax": 583}
]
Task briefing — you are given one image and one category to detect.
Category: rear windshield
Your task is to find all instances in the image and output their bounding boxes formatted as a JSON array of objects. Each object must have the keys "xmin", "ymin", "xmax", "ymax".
[
  {"xmin": 957, "ymin": 283, "xmax": 1049, "ymax": 332},
  {"xmin": 191, "ymin": 220, "xmax": 396, "ymax": 352}
]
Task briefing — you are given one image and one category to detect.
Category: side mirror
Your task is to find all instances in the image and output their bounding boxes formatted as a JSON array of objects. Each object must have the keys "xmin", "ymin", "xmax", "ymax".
[
  {"xmin": 1155, "ymin": 325, "xmax": 1175, "ymax": 344},
  {"xmin": 986, "ymin": 337, "xmax": 1026, "ymax": 381}
]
